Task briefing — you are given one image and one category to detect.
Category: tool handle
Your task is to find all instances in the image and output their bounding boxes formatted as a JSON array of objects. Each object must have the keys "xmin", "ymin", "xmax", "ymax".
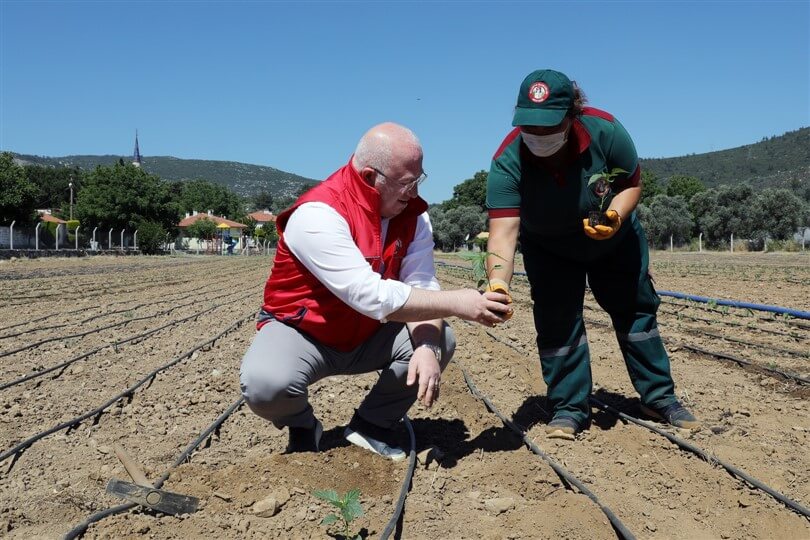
[{"xmin": 113, "ymin": 443, "xmax": 152, "ymax": 487}]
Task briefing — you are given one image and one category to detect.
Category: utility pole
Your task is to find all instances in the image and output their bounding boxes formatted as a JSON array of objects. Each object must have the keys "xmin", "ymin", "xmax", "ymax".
[{"xmin": 69, "ymin": 180, "xmax": 74, "ymax": 220}]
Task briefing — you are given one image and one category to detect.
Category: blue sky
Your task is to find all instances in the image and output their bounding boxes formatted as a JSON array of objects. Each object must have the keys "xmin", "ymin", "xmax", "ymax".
[{"xmin": 1, "ymin": 1, "xmax": 808, "ymax": 204}]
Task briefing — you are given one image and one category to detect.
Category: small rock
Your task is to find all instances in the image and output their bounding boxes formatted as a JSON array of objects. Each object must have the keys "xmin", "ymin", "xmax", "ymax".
[
  {"xmin": 710, "ymin": 426, "xmax": 727, "ymax": 435},
  {"xmin": 212, "ymin": 491, "xmax": 231, "ymax": 502},
  {"xmin": 738, "ymin": 496, "xmax": 753, "ymax": 508},
  {"xmin": 417, "ymin": 446, "xmax": 444, "ymax": 470},
  {"xmin": 645, "ymin": 522, "xmax": 657, "ymax": 532},
  {"xmin": 96, "ymin": 445, "xmax": 112, "ymax": 455},
  {"xmin": 484, "ymin": 497, "xmax": 515, "ymax": 515},
  {"xmin": 252, "ymin": 497, "xmax": 279, "ymax": 517}
]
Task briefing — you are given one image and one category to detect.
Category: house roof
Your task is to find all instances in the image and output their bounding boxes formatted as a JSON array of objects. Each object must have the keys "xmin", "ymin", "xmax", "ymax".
[
  {"xmin": 248, "ymin": 210, "xmax": 276, "ymax": 223},
  {"xmin": 39, "ymin": 212, "xmax": 67, "ymax": 224},
  {"xmin": 178, "ymin": 214, "xmax": 247, "ymax": 228}
]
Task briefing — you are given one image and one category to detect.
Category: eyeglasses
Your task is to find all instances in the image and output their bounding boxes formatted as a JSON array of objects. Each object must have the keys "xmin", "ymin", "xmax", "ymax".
[{"xmin": 372, "ymin": 168, "xmax": 428, "ymax": 190}]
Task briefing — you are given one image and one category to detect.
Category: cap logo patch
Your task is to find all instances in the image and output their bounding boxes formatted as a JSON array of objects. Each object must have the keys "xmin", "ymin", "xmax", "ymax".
[{"xmin": 528, "ymin": 82, "xmax": 550, "ymax": 103}]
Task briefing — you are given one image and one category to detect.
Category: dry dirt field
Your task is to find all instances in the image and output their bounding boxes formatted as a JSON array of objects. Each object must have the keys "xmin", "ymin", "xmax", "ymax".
[{"xmin": 1, "ymin": 251, "xmax": 808, "ymax": 539}]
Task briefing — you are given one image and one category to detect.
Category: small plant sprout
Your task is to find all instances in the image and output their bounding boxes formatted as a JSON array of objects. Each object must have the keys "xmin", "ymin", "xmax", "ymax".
[
  {"xmin": 458, "ymin": 250, "xmax": 507, "ymax": 290},
  {"xmin": 587, "ymin": 167, "xmax": 628, "ymax": 212},
  {"xmin": 312, "ymin": 488, "xmax": 364, "ymax": 540}
]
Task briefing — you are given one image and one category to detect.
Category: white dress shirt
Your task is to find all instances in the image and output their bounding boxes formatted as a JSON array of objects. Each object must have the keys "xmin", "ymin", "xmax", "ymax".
[{"xmin": 284, "ymin": 202, "xmax": 441, "ymax": 321}]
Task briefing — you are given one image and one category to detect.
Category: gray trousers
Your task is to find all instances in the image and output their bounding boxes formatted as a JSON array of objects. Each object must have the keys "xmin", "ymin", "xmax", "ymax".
[{"xmin": 239, "ymin": 319, "xmax": 456, "ymax": 430}]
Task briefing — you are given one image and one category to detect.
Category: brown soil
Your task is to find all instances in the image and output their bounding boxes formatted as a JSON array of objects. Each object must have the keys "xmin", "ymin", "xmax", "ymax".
[{"xmin": 1, "ymin": 252, "xmax": 808, "ymax": 539}]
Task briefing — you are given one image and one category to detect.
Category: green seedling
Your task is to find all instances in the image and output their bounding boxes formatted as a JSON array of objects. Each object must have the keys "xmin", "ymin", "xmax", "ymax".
[
  {"xmin": 312, "ymin": 488, "xmax": 364, "ymax": 540},
  {"xmin": 458, "ymin": 250, "xmax": 507, "ymax": 290},
  {"xmin": 587, "ymin": 167, "xmax": 628, "ymax": 212}
]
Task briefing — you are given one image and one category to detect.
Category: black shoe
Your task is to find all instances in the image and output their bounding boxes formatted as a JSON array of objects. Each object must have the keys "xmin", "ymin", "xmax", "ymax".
[
  {"xmin": 286, "ymin": 419, "xmax": 323, "ymax": 453},
  {"xmin": 641, "ymin": 401, "xmax": 700, "ymax": 430},
  {"xmin": 344, "ymin": 413, "xmax": 406, "ymax": 461}
]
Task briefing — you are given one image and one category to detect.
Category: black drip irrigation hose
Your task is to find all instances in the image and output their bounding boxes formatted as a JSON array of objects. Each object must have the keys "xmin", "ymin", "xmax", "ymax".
[
  {"xmin": 657, "ymin": 306, "xmax": 807, "ymax": 341},
  {"xmin": 0, "ymin": 289, "xmax": 256, "ymax": 359},
  {"xmin": 0, "ymin": 292, "xmax": 256, "ymax": 391},
  {"xmin": 588, "ymin": 396, "xmax": 810, "ymax": 519},
  {"xmin": 456, "ymin": 361, "xmax": 636, "ymax": 540},
  {"xmin": 473, "ymin": 322, "xmax": 810, "ymax": 519},
  {"xmin": 657, "ymin": 321, "xmax": 810, "ymax": 359},
  {"xmin": 673, "ymin": 342, "xmax": 809, "ymax": 386},
  {"xmin": 379, "ymin": 415, "xmax": 417, "ymax": 540},
  {"xmin": 63, "ymin": 397, "xmax": 245, "ymax": 540},
  {"xmin": 0, "ymin": 312, "xmax": 255, "ymax": 468},
  {"xmin": 577, "ymin": 311, "xmax": 809, "ymax": 386}
]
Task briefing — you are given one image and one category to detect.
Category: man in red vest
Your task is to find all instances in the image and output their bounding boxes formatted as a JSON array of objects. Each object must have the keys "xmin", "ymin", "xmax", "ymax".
[{"xmin": 240, "ymin": 123, "xmax": 512, "ymax": 460}]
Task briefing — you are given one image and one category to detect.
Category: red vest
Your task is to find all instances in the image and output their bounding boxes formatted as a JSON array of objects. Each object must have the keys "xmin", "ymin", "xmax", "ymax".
[{"xmin": 260, "ymin": 160, "xmax": 429, "ymax": 351}]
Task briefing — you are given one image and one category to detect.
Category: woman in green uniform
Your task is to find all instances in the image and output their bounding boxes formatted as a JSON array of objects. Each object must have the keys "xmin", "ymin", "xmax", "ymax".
[{"xmin": 485, "ymin": 69, "xmax": 698, "ymax": 439}]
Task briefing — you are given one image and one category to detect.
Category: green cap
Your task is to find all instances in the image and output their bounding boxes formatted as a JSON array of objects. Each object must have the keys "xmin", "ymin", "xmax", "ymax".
[{"xmin": 512, "ymin": 69, "xmax": 574, "ymax": 127}]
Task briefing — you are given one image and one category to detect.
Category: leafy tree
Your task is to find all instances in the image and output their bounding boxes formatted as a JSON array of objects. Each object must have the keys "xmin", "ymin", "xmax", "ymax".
[
  {"xmin": 24, "ymin": 164, "xmax": 82, "ymax": 215},
  {"xmin": 638, "ymin": 195, "xmax": 694, "ymax": 248},
  {"xmin": 172, "ymin": 179, "xmax": 245, "ymax": 218},
  {"xmin": 691, "ymin": 184, "xmax": 756, "ymax": 245},
  {"xmin": 76, "ymin": 163, "xmax": 177, "ymax": 231},
  {"xmin": 443, "ymin": 171, "xmax": 487, "ymax": 211},
  {"xmin": 429, "ymin": 204, "xmax": 486, "ymax": 251},
  {"xmin": 137, "ymin": 220, "xmax": 167, "ymax": 255},
  {"xmin": 639, "ymin": 169, "xmax": 663, "ymax": 204},
  {"xmin": 252, "ymin": 190, "xmax": 274, "ymax": 211},
  {"xmin": 186, "ymin": 218, "xmax": 218, "ymax": 242},
  {"xmin": 750, "ymin": 188, "xmax": 806, "ymax": 240},
  {"xmin": 665, "ymin": 175, "xmax": 706, "ymax": 200},
  {"xmin": 0, "ymin": 152, "xmax": 38, "ymax": 225}
]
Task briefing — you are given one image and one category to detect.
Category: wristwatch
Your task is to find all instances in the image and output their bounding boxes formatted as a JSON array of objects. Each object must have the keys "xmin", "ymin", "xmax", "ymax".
[{"xmin": 415, "ymin": 342, "xmax": 442, "ymax": 362}]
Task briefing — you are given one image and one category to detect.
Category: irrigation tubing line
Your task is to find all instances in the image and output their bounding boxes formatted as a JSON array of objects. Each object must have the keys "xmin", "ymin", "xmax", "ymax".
[
  {"xmin": 588, "ymin": 396, "xmax": 810, "ymax": 519},
  {"xmin": 656, "ymin": 291, "xmax": 810, "ymax": 320},
  {"xmin": 0, "ymin": 288, "xmax": 256, "ymax": 359},
  {"xmin": 63, "ymin": 397, "xmax": 245, "ymax": 540},
  {"xmin": 0, "ymin": 292, "xmax": 256, "ymax": 391},
  {"xmin": 0, "ymin": 312, "xmax": 254, "ymax": 468},
  {"xmin": 656, "ymin": 322, "xmax": 810, "ymax": 359},
  {"xmin": 672, "ymin": 342, "xmax": 809, "ymax": 385},
  {"xmin": 437, "ymin": 261, "xmax": 809, "ymax": 322},
  {"xmin": 379, "ymin": 415, "xmax": 417, "ymax": 540},
  {"xmin": 456, "ymin": 360, "xmax": 636, "ymax": 540},
  {"xmin": 3, "ymin": 278, "xmax": 193, "ymax": 305},
  {"xmin": 657, "ymin": 306, "xmax": 807, "ymax": 341},
  {"xmin": 0, "ymin": 304, "xmax": 221, "ymax": 391}
]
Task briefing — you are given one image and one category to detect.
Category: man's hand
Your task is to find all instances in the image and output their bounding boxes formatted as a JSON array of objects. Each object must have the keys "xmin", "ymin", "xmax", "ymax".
[
  {"xmin": 454, "ymin": 289, "xmax": 512, "ymax": 327},
  {"xmin": 407, "ymin": 347, "xmax": 442, "ymax": 407},
  {"xmin": 485, "ymin": 278, "xmax": 513, "ymax": 320},
  {"xmin": 583, "ymin": 210, "xmax": 622, "ymax": 240}
]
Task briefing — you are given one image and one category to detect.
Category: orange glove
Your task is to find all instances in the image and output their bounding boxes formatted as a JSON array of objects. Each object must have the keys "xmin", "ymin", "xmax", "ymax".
[
  {"xmin": 485, "ymin": 278, "xmax": 513, "ymax": 320},
  {"xmin": 583, "ymin": 210, "xmax": 622, "ymax": 240}
]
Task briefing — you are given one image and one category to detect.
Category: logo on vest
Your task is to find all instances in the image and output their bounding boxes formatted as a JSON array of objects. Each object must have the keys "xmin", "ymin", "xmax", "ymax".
[{"xmin": 528, "ymin": 82, "xmax": 550, "ymax": 103}]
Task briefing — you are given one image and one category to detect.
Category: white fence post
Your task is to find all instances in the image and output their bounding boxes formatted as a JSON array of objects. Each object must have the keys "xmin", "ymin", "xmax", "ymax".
[
  {"xmin": 120, "ymin": 229, "xmax": 125, "ymax": 252},
  {"xmin": 75, "ymin": 226, "xmax": 80, "ymax": 250},
  {"xmin": 730, "ymin": 233, "xmax": 734, "ymax": 253},
  {"xmin": 699, "ymin": 232, "xmax": 703, "ymax": 252},
  {"xmin": 55, "ymin": 224, "xmax": 62, "ymax": 251},
  {"xmin": 134, "ymin": 230, "xmax": 138, "ymax": 250},
  {"xmin": 108, "ymin": 228, "xmax": 113, "ymax": 250},
  {"xmin": 670, "ymin": 234, "xmax": 673, "ymax": 252},
  {"xmin": 35, "ymin": 222, "xmax": 41, "ymax": 250},
  {"xmin": 9, "ymin": 221, "xmax": 14, "ymax": 250},
  {"xmin": 92, "ymin": 227, "xmax": 98, "ymax": 250}
]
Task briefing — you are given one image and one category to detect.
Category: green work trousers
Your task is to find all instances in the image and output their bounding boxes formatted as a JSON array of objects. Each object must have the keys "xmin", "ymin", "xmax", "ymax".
[{"xmin": 521, "ymin": 218, "xmax": 677, "ymax": 425}]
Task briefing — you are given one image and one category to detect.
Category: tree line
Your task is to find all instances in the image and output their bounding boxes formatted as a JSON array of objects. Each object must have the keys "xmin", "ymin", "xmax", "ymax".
[
  {"xmin": 429, "ymin": 169, "xmax": 810, "ymax": 251},
  {"xmin": 0, "ymin": 152, "xmax": 305, "ymax": 253},
  {"xmin": 2, "ymin": 150, "xmax": 807, "ymax": 254}
]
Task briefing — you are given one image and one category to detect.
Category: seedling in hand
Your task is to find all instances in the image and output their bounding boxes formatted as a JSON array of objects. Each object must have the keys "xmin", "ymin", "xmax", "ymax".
[
  {"xmin": 312, "ymin": 488, "xmax": 365, "ymax": 540},
  {"xmin": 458, "ymin": 250, "xmax": 507, "ymax": 290},
  {"xmin": 587, "ymin": 167, "xmax": 627, "ymax": 226}
]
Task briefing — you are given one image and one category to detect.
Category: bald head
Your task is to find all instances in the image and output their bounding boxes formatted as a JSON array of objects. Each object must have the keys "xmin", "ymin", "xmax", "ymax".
[{"xmin": 351, "ymin": 122, "xmax": 422, "ymax": 174}]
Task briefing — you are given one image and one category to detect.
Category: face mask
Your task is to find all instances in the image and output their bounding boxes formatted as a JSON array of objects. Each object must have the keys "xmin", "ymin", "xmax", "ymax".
[{"xmin": 521, "ymin": 130, "xmax": 568, "ymax": 157}]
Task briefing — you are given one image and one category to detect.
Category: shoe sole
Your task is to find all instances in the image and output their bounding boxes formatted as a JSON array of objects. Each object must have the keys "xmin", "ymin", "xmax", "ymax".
[
  {"xmin": 545, "ymin": 428, "xmax": 576, "ymax": 441},
  {"xmin": 344, "ymin": 428, "xmax": 407, "ymax": 462}
]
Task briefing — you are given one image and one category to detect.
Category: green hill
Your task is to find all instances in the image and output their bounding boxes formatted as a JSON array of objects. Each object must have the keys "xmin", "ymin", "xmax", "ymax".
[
  {"xmin": 11, "ymin": 153, "xmax": 318, "ymax": 199},
  {"xmin": 640, "ymin": 127, "xmax": 810, "ymax": 196},
  {"xmin": 11, "ymin": 126, "xmax": 810, "ymax": 200}
]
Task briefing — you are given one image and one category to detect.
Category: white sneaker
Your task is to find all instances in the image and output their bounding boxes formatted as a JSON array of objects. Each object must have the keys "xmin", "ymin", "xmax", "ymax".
[{"xmin": 344, "ymin": 427, "xmax": 407, "ymax": 461}]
